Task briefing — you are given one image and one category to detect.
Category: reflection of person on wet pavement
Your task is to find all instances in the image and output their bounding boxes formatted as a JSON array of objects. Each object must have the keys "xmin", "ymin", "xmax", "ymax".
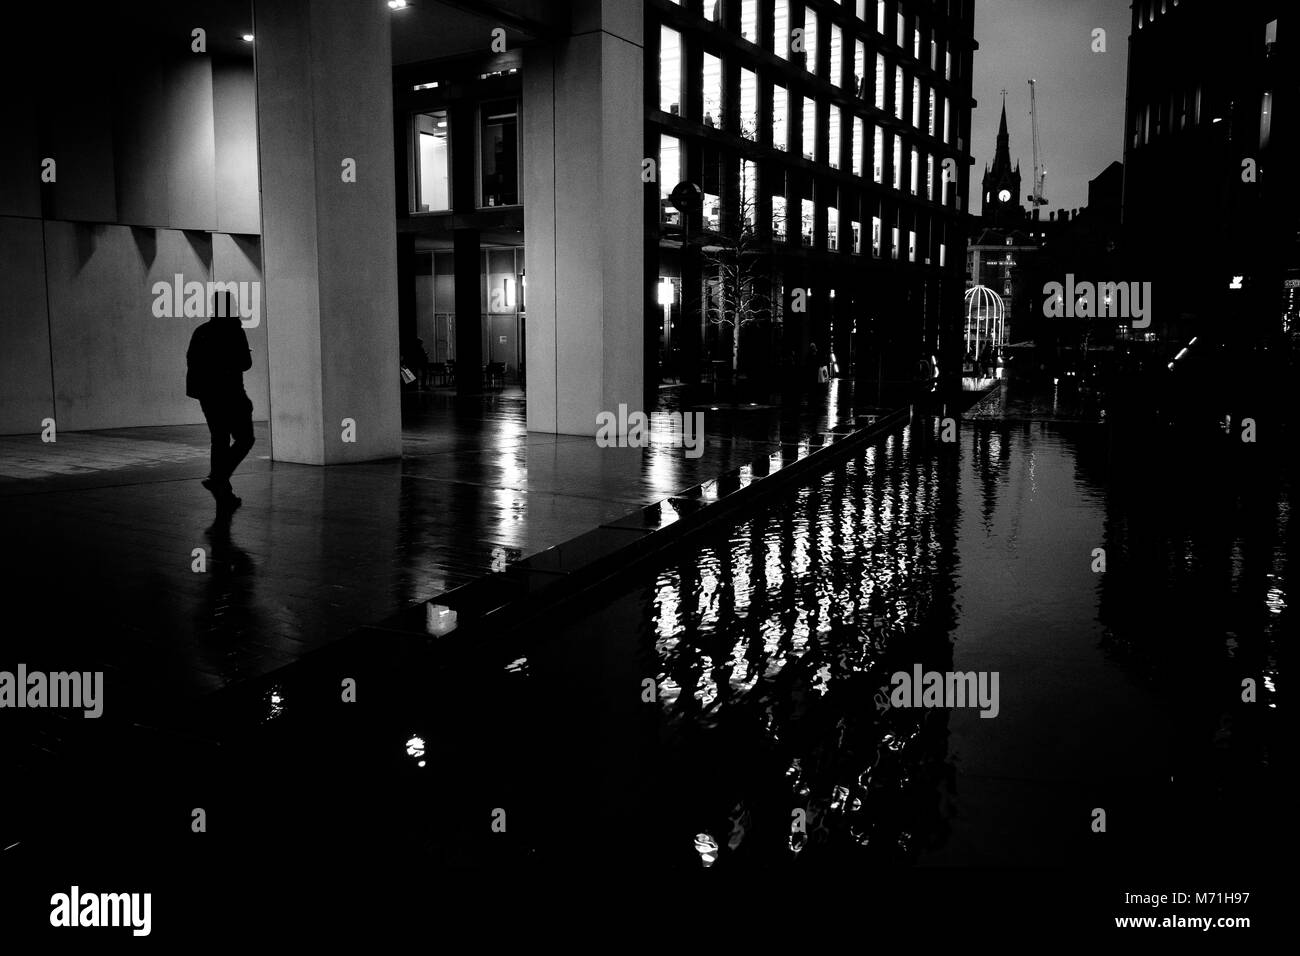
[{"xmin": 187, "ymin": 292, "xmax": 254, "ymax": 509}]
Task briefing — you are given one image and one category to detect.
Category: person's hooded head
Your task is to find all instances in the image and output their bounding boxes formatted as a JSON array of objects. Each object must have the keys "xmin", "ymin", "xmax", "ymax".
[{"xmin": 210, "ymin": 290, "xmax": 240, "ymax": 324}]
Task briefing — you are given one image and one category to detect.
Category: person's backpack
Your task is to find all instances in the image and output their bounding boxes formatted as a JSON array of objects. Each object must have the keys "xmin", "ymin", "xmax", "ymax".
[{"xmin": 185, "ymin": 324, "xmax": 211, "ymax": 399}]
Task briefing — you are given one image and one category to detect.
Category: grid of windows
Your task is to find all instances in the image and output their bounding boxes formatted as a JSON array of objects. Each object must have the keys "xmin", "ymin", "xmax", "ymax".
[{"xmin": 648, "ymin": 0, "xmax": 969, "ymax": 266}]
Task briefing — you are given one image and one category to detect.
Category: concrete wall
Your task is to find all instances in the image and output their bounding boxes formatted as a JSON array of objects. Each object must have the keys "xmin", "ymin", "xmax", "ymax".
[
  {"xmin": 214, "ymin": 60, "xmax": 262, "ymax": 235},
  {"xmin": 0, "ymin": 218, "xmax": 54, "ymax": 434},
  {"xmin": 41, "ymin": 222, "xmax": 267, "ymax": 432},
  {"xmin": 0, "ymin": 51, "xmax": 263, "ymax": 435}
]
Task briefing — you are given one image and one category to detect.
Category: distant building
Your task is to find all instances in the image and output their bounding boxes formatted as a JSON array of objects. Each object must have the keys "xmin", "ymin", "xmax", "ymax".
[{"xmin": 1121, "ymin": 0, "xmax": 1300, "ymax": 354}]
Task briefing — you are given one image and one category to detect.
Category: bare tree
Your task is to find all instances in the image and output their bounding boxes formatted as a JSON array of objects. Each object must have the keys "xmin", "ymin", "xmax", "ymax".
[{"xmin": 698, "ymin": 156, "xmax": 781, "ymax": 374}]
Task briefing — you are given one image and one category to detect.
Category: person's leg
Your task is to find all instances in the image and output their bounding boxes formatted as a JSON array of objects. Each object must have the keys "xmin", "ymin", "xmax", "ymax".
[
  {"xmin": 225, "ymin": 393, "xmax": 256, "ymax": 478},
  {"xmin": 200, "ymin": 399, "xmax": 231, "ymax": 482}
]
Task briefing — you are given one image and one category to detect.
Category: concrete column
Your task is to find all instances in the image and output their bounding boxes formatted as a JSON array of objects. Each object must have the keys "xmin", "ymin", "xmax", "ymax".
[
  {"xmin": 253, "ymin": 0, "xmax": 401, "ymax": 464},
  {"xmin": 522, "ymin": 0, "xmax": 644, "ymax": 435}
]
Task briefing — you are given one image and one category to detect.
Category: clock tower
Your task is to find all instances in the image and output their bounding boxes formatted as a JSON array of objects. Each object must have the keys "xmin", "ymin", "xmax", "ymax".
[{"xmin": 981, "ymin": 94, "xmax": 1022, "ymax": 227}]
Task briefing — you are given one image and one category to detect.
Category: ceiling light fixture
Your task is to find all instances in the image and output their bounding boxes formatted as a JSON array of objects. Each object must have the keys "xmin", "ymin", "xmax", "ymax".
[{"xmin": 242, "ymin": 33, "xmax": 254, "ymax": 42}]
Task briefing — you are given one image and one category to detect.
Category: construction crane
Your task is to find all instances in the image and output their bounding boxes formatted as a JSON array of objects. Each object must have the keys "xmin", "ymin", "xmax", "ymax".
[{"xmin": 1028, "ymin": 79, "xmax": 1048, "ymax": 206}]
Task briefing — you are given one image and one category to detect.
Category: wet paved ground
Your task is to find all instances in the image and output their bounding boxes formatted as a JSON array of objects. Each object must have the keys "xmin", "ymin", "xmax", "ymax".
[
  {"xmin": 0, "ymin": 382, "xmax": 886, "ymax": 768},
  {"xmin": 6, "ymin": 378, "xmax": 1281, "ymax": 919},
  {"xmin": 2, "ymin": 378, "xmax": 1286, "ymax": 935}
]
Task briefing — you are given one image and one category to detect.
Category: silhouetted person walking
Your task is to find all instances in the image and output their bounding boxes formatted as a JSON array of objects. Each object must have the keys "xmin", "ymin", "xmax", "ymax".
[{"xmin": 187, "ymin": 292, "xmax": 254, "ymax": 508}]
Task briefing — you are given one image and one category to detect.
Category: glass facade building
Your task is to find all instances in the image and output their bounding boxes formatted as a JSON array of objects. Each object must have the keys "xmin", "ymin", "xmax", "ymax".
[{"xmin": 646, "ymin": 0, "xmax": 976, "ymax": 390}]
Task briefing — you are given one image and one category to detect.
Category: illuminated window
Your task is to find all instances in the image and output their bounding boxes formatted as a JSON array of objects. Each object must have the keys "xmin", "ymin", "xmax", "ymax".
[
  {"xmin": 912, "ymin": 77, "xmax": 920, "ymax": 129},
  {"xmin": 939, "ymin": 242, "xmax": 946, "ymax": 267},
  {"xmin": 876, "ymin": 0, "xmax": 885, "ymax": 35},
  {"xmin": 803, "ymin": 96, "xmax": 816, "ymax": 161},
  {"xmin": 801, "ymin": 198, "xmax": 815, "ymax": 246},
  {"xmin": 827, "ymin": 203, "xmax": 839, "ymax": 250},
  {"xmin": 913, "ymin": 26, "xmax": 920, "ymax": 60},
  {"xmin": 828, "ymin": 107, "xmax": 841, "ymax": 168},
  {"xmin": 872, "ymin": 214, "xmax": 881, "ymax": 256},
  {"xmin": 660, "ymin": 27, "xmax": 682, "ymax": 115},
  {"xmin": 854, "ymin": 39, "xmax": 866, "ymax": 97},
  {"xmin": 908, "ymin": 229, "xmax": 916, "ymax": 262},
  {"xmin": 413, "ymin": 110, "xmax": 450, "ymax": 211},
  {"xmin": 741, "ymin": 158, "xmax": 758, "ymax": 230},
  {"xmin": 774, "ymin": 0, "xmax": 790, "ymax": 59},
  {"xmin": 873, "ymin": 126, "xmax": 883, "ymax": 183},
  {"xmin": 659, "ymin": 134, "xmax": 681, "ymax": 225},
  {"xmin": 852, "ymin": 116, "xmax": 864, "ymax": 176},
  {"xmin": 945, "ymin": 49, "xmax": 952, "ymax": 79},
  {"xmin": 829, "ymin": 24, "xmax": 842, "ymax": 86},
  {"xmin": 928, "ymin": 89, "xmax": 936, "ymax": 136},
  {"xmin": 891, "ymin": 223, "xmax": 899, "ymax": 259},
  {"xmin": 740, "ymin": 68, "xmax": 758, "ymax": 139},
  {"xmin": 893, "ymin": 133, "xmax": 902, "ymax": 189},
  {"xmin": 894, "ymin": 66, "xmax": 904, "ymax": 117},
  {"xmin": 741, "ymin": 0, "xmax": 758, "ymax": 42},
  {"xmin": 852, "ymin": 218, "xmax": 862, "ymax": 254},
  {"xmin": 875, "ymin": 54, "xmax": 885, "ymax": 110},
  {"xmin": 803, "ymin": 11, "xmax": 818, "ymax": 74},
  {"xmin": 773, "ymin": 82, "xmax": 789, "ymax": 150},
  {"xmin": 896, "ymin": 11, "xmax": 904, "ymax": 47},
  {"xmin": 704, "ymin": 191, "xmax": 721, "ymax": 231},
  {"xmin": 773, "ymin": 195, "xmax": 788, "ymax": 238},
  {"xmin": 706, "ymin": 0, "xmax": 721, "ymax": 23},
  {"xmin": 910, "ymin": 146, "xmax": 918, "ymax": 194},
  {"xmin": 943, "ymin": 96, "xmax": 951, "ymax": 143},
  {"xmin": 702, "ymin": 53, "xmax": 723, "ymax": 128}
]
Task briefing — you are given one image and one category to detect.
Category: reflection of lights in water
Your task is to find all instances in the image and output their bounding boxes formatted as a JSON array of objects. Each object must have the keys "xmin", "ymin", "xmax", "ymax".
[
  {"xmin": 695, "ymin": 655, "xmax": 717, "ymax": 707},
  {"xmin": 830, "ymin": 785, "xmax": 849, "ymax": 811},
  {"xmin": 694, "ymin": 833, "xmax": 719, "ymax": 867},
  {"xmin": 658, "ymin": 677, "xmax": 681, "ymax": 705},
  {"xmin": 263, "ymin": 686, "xmax": 285, "ymax": 723},
  {"xmin": 791, "ymin": 609, "xmax": 810, "ymax": 653},
  {"xmin": 1265, "ymin": 584, "xmax": 1286, "ymax": 615},
  {"xmin": 654, "ymin": 577, "xmax": 681, "ymax": 642},
  {"xmin": 406, "ymin": 735, "xmax": 427, "ymax": 768}
]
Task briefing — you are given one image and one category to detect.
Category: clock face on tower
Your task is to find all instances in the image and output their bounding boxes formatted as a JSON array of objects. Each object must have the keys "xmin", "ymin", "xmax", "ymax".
[{"xmin": 997, "ymin": 188, "xmax": 1011, "ymax": 203}]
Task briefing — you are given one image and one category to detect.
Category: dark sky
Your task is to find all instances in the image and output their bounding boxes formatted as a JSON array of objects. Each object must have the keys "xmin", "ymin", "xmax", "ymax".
[{"xmin": 970, "ymin": 0, "xmax": 1130, "ymax": 216}]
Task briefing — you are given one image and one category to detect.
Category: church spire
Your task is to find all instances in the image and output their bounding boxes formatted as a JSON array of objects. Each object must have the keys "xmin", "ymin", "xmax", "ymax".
[{"xmin": 996, "ymin": 94, "xmax": 1010, "ymax": 159}]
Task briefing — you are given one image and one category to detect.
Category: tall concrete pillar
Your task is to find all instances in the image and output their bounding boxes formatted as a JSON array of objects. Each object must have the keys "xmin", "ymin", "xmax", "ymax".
[
  {"xmin": 253, "ymin": 0, "xmax": 401, "ymax": 464},
  {"xmin": 522, "ymin": 0, "xmax": 644, "ymax": 435}
]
